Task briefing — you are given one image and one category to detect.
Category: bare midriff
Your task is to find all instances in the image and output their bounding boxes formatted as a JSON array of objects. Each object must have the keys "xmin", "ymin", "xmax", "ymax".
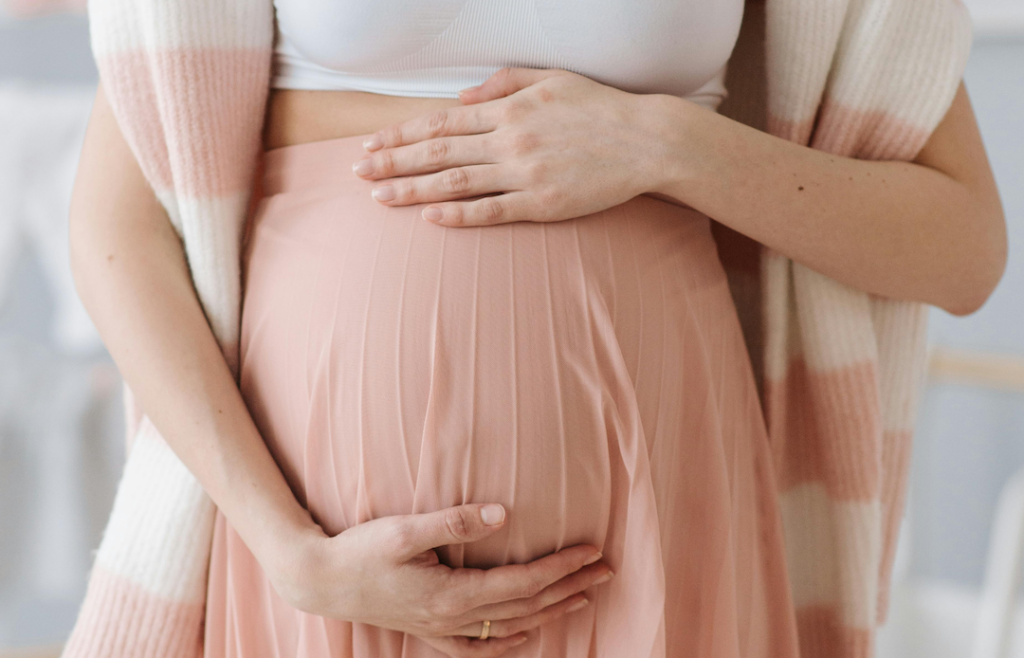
[{"xmin": 263, "ymin": 89, "xmax": 465, "ymax": 151}]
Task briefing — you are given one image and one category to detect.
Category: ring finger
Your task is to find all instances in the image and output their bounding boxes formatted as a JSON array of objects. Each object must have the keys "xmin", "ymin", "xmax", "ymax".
[
  {"xmin": 369, "ymin": 163, "xmax": 515, "ymax": 207},
  {"xmin": 451, "ymin": 593, "xmax": 591, "ymax": 639},
  {"xmin": 462, "ymin": 561, "xmax": 612, "ymax": 624},
  {"xmin": 354, "ymin": 133, "xmax": 497, "ymax": 181}
]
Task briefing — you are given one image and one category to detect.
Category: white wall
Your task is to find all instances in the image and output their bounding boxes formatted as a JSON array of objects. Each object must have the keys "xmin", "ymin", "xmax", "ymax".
[
  {"xmin": 0, "ymin": 12, "xmax": 94, "ymax": 84},
  {"xmin": 879, "ymin": 7, "xmax": 1024, "ymax": 656},
  {"xmin": 0, "ymin": 8, "xmax": 116, "ymax": 650},
  {"xmin": 912, "ymin": 32, "xmax": 1024, "ymax": 588},
  {"xmin": 967, "ymin": 0, "xmax": 1024, "ymax": 38}
]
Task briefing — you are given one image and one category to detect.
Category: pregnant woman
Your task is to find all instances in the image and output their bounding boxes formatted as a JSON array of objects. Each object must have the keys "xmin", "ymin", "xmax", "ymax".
[
  {"xmin": 66, "ymin": 0, "xmax": 1006, "ymax": 657},
  {"xmin": 208, "ymin": 2, "xmax": 791, "ymax": 656}
]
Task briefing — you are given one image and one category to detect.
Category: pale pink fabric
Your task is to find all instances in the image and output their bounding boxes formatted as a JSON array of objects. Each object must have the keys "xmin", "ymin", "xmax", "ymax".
[{"xmin": 203, "ymin": 134, "xmax": 801, "ymax": 658}]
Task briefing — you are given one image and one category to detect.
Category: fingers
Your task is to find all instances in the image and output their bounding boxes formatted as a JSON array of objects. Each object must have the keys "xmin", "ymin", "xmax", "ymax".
[
  {"xmin": 449, "ymin": 543, "xmax": 603, "ymax": 610},
  {"xmin": 361, "ymin": 70, "xmax": 567, "ymax": 152},
  {"xmin": 418, "ymin": 633, "xmax": 529, "ymax": 658},
  {"xmin": 414, "ymin": 591, "xmax": 591, "ymax": 658},
  {"xmin": 421, "ymin": 191, "xmax": 541, "ymax": 227},
  {"xmin": 390, "ymin": 504, "xmax": 507, "ymax": 560},
  {"xmin": 354, "ymin": 133, "xmax": 499, "ymax": 181},
  {"xmin": 452, "ymin": 592, "xmax": 592, "ymax": 639},
  {"xmin": 464, "ymin": 561, "xmax": 613, "ymax": 623},
  {"xmin": 364, "ymin": 103, "xmax": 498, "ymax": 152},
  {"xmin": 368, "ymin": 164, "xmax": 518, "ymax": 209},
  {"xmin": 456, "ymin": 67, "xmax": 566, "ymax": 105}
]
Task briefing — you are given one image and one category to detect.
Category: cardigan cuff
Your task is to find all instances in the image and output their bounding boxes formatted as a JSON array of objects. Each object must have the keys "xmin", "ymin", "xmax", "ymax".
[{"xmin": 62, "ymin": 565, "xmax": 204, "ymax": 658}]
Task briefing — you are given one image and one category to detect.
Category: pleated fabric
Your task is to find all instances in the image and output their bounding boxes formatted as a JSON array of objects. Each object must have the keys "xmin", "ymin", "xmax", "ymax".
[{"xmin": 203, "ymin": 134, "xmax": 800, "ymax": 658}]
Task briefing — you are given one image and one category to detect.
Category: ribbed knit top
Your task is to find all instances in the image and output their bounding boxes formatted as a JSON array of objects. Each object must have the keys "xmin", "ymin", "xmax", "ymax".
[{"xmin": 271, "ymin": 0, "xmax": 745, "ymax": 111}]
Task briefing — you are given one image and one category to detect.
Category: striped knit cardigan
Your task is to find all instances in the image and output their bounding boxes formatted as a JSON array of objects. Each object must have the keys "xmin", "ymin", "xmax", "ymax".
[{"xmin": 64, "ymin": 1, "xmax": 973, "ymax": 657}]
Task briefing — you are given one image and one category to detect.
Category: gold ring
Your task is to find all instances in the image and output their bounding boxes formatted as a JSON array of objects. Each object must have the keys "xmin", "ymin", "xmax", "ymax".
[{"xmin": 479, "ymin": 619, "xmax": 491, "ymax": 640}]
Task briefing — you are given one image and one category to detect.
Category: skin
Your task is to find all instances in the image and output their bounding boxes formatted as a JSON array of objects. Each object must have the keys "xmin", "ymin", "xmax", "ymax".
[
  {"xmin": 71, "ymin": 58, "xmax": 1005, "ymax": 657},
  {"xmin": 351, "ymin": 68, "xmax": 1007, "ymax": 317},
  {"xmin": 69, "ymin": 83, "xmax": 614, "ymax": 658}
]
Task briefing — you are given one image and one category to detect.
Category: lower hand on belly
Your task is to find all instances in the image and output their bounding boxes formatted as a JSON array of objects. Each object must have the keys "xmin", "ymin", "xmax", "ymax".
[{"xmin": 267, "ymin": 502, "xmax": 613, "ymax": 654}]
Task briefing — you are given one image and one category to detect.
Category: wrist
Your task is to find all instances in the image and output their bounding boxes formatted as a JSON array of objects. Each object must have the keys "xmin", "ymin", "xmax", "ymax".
[
  {"xmin": 637, "ymin": 92, "xmax": 712, "ymax": 202},
  {"xmin": 261, "ymin": 506, "xmax": 326, "ymax": 575},
  {"xmin": 261, "ymin": 515, "xmax": 339, "ymax": 613}
]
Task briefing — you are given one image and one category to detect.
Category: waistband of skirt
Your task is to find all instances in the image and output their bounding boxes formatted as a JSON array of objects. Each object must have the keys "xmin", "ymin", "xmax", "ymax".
[
  {"xmin": 257, "ymin": 133, "xmax": 710, "ymax": 224},
  {"xmin": 261, "ymin": 133, "xmax": 375, "ymax": 196}
]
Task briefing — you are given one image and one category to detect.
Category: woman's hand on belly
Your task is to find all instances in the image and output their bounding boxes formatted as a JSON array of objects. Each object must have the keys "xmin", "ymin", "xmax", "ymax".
[
  {"xmin": 271, "ymin": 502, "xmax": 611, "ymax": 653},
  {"xmin": 349, "ymin": 68, "xmax": 670, "ymax": 227}
]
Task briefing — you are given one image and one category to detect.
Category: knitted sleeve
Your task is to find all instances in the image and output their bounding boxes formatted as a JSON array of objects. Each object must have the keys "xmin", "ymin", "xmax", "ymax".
[
  {"xmin": 62, "ymin": 1, "xmax": 273, "ymax": 656},
  {"xmin": 719, "ymin": 1, "xmax": 973, "ymax": 657}
]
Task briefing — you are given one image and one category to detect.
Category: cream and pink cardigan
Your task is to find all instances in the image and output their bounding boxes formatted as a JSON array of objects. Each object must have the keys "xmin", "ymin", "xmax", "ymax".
[{"xmin": 63, "ymin": 1, "xmax": 973, "ymax": 657}]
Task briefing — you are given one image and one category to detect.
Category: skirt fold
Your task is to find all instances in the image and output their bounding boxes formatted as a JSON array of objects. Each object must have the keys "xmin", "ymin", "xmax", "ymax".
[{"xmin": 205, "ymin": 134, "xmax": 800, "ymax": 658}]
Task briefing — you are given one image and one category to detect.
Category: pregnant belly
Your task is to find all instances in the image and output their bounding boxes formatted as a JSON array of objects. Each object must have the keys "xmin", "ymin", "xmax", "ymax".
[{"xmin": 238, "ymin": 140, "xmax": 733, "ymax": 574}]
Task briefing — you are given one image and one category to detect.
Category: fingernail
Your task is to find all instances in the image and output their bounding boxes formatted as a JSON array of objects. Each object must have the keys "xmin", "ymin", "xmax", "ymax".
[
  {"xmin": 457, "ymin": 85, "xmax": 480, "ymax": 97},
  {"xmin": 480, "ymin": 504, "xmax": 505, "ymax": 526},
  {"xmin": 372, "ymin": 185, "xmax": 395, "ymax": 202},
  {"xmin": 513, "ymin": 635, "xmax": 529, "ymax": 645},
  {"xmin": 352, "ymin": 158, "xmax": 374, "ymax": 176},
  {"xmin": 363, "ymin": 133, "xmax": 383, "ymax": 150},
  {"xmin": 422, "ymin": 206, "xmax": 443, "ymax": 222},
  {"xmin": 567, "ymin": 597, "xmax": 590, "ymax": 613},
  {"xmin": 583, "ymin": 551, "xmax": 602, "ymax": 566},
  {"xmin": 594, "ymin": 570, "xmax": 614, "ymax": 585}
]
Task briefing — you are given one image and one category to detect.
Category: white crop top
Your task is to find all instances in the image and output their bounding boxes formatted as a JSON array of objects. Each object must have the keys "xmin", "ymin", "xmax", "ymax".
[{"xmin": 271, "ymin": 0, "xmax": 745, "ymax": 112}]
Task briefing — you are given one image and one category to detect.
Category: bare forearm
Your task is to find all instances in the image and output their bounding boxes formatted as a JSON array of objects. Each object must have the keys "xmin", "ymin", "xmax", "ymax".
[
  {"xmin": 644, "ymin": 86, "xmax": 1006, "ymax": 315},
  {"xmin": 69, "ymin": 85, "xmax": 320, "ymax": 576}
]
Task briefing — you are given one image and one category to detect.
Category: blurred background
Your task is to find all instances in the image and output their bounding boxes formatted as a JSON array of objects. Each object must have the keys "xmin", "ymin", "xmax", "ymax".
[{"xmin": 0, "ymin": 1, "xmax": 1021, "ymax": 657}]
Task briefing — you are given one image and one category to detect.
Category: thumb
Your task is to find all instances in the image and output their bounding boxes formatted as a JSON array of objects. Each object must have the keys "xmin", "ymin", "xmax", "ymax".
[
  {"xmin": 457, "ymin": 67, "xmax": 561, "ymax": 104},
  {"xmin": 394, "ymin": 504, "xmax": 506, "ymax": 559}
]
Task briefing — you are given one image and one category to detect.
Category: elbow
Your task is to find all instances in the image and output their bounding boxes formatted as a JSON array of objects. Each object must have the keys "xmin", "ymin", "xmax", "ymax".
[
  {"xmin": 938, "ymin": 207, "xmax": 1008, "ymax": 317},
  {"xmin": 943, "ymin": 279, "xmax": 999, "ymax": 318}
]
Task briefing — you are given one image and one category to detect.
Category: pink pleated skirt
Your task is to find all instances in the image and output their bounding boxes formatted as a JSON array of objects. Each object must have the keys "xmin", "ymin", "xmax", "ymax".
[{"xmin": 204, "ymin": 134, "xmax": 800, "ymax": 658}]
